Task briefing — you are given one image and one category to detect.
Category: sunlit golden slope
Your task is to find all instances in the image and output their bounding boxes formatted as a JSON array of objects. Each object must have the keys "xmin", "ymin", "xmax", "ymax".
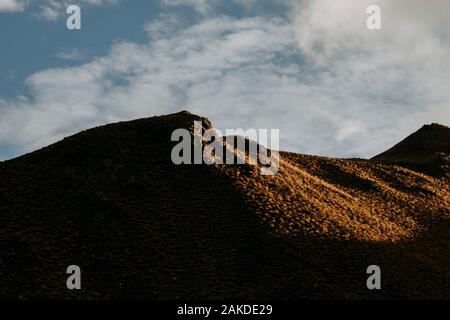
[
  {"xmin": 214, "ymin": 121, "xmax": 449, "ymax": 242},
  {"xmin": 218, "ymin": 152, "xmax": 449, "ymax": 241}
]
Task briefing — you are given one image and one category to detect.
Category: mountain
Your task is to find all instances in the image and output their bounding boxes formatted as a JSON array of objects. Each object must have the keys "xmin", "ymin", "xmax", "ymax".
[
  {"xmin": 373, "ymin": 123, "xmax": 450, "ymax": 162},
  {"xmin": 372, "ymin": 123, "xmax": 450, "ymax": 177},
  {"xmin": 0, "ymin": 111, "xmax": 449, "ymax": 299}
]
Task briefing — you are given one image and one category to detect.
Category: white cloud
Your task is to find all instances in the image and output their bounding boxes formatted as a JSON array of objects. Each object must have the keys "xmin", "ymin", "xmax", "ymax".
[
  {"xmin": 38, "ymin": 1, "xmax": 59, "ymax": 21},
  {"xmin": 160, "ymin": 0, "xmax": 266, "ymax": 14},
  {"xmin": 54, "ymin": 48, "xmax": 86, "ymax": 61},
  {"xmin": 290, "ymin": 0, "xmax": 450, "ymax": 153},
  {"xmin": 0, "ymin": 1, "xmax": 449, "ymax": 160},
  {"xmin": 161, "ymin": 0, "xmax": 213, "ymax": 13},
  {"xmin": 0, "ymin": 0, "xmax": 118, "ymax": 18},
  {"xmin": 36, "ymin": 0, "xmax": 119, "ymax": 21},
  {"xmin": 0, "ymin": 0, "xmax": 26, "ymax": 12},
  {"xmin": 0, "ymin": 15, "xmax": 301, "ymax": 158}
]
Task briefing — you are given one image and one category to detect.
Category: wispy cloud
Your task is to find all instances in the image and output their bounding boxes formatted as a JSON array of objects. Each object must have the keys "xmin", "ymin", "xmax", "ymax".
[
  {"xmin": 54, "ymin": 48, "xmax": 86, "ymax": 61},
  {"xmin": 161, "ymin": 0, "xmax": 213, "ymax": 13},
  {"xmin": 0, "ymin": 0, "xmax": 26, "ymax": 12},
  {"xmin": 0, "ymin": 0, "xmax": 119, "ymax": 18},
  {"xmin": 161, "ymin": 0, "xmax": 263, "ymax": 14},
  {"xmin": 36, "ymin": 0, "xmax": 119, "ymax": 21}
]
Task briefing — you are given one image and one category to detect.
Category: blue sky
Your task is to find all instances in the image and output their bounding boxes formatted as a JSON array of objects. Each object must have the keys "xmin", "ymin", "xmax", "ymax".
[
  {"xmin": 0, "ymin": 1, "xmax": 182, "ymax": 97},
  {"xmin": 0, "ymin": 0, "xmax": 449, "ymax": 160},
  {"xmin": 0, "ymin": 0, "xmax": 287, "ymax": 98}
]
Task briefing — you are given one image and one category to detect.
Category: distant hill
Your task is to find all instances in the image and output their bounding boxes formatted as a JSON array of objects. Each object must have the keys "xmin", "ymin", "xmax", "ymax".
[
  {"xmin": 0, "ymin": 111, "xmax": 449, "ymax": 299},
  {"xmin": 373, "ymin": 123, "xmax": 450, "ymax": 162},
  {"xmin": 372, "ymin": 123, "xmax": 450, "ymax": 177}
]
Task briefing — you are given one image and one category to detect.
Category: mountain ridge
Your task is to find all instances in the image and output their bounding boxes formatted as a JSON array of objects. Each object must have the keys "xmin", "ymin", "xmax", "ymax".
[
  {"xmin": 0, "ymin": 111, "xmax": 449, "ymax": 299},
  {"xmin": 372, "ymin": 122, "xmax": 450, "ymax": 161}
]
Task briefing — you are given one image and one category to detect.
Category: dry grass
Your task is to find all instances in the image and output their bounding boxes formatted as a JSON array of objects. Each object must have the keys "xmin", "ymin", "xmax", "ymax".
[
  {"xmin": 0, "ymin": 111, "xmax": 449, "ymax": 299},
  {"xmin": 218, "ymin": 153, "xmax": 449, "ymax": 242}
]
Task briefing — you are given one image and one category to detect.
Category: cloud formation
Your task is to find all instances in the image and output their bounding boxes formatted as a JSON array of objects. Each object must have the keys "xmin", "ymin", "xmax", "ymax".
[
  {"xmin": 36, "ymin": 0, "xmax": 119, "ymax": 21},
  {"xmin": 161, "ymin": 0, "xmax": 261, "ymax": 14},
  {"xmin": 0, "ymin": 15, "xmax": 298, "ymax": 158},
  {"xmin": 0, "ymin": 0, "xmax": 26, "ymax": 12},
  {"xmin": 161, "ymin": 0, "xmax": 212, "ymax": 13},
  {"xmin": 0, "ymin": 0, "xmax": 449, "ymax": 160},
  {"xmin": 290, "ymin": 0, "xmax": 450, "ymax": 150},
  {"xmin": 54, "ymin": 48, "xmax": 86, "ymax": 61}
]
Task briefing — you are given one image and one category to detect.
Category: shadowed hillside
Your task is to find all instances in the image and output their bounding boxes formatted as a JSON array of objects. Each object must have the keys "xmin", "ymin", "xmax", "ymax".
[
  {"xmin": 0, "ymin": 111, "xmax": 449, "ymax": 299},
  {"xmin": 372, "ymin": 123, "xmax": 450, "ymax": 162},
  {"xmin": 371, "ymin": 123, "xmax": 450, "ymax": 178}
]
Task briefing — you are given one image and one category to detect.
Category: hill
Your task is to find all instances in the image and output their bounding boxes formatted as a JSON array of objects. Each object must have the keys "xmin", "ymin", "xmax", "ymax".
[
  {"xmin": 0, "ymin": 111, "xmax": 449, "ymax": 299},
  {"xmin": 372, "ymin": 123, "xmax": 450, "ymax": 177}
]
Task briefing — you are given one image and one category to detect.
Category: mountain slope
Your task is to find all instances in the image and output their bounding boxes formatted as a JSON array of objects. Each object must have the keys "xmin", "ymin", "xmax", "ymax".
[
  {"xmin": 0, "ymin": 111, "xmax": 449, "ymax": 299},
  {"xmin": 372, "ymin": 123, "xmax": 450, "ymax": 162},
  {"xmin": 371, "ymin": 123, "xmax": 450, "ymax": 178}
]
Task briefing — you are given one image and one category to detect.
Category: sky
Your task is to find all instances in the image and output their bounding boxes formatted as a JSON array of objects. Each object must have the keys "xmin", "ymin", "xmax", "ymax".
[{"xmin": 0, "ymin": 0, "xmax": 449, "ymax": 160}]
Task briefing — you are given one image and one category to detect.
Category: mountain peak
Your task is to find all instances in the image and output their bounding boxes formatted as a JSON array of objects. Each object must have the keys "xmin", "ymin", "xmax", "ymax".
[
  {"xmin": 372, "ymin": 123, "xmax": 450, "ymax": 163},
  {"xmin": 418, "ymin": 122, "xmax": 449, "ymax": 133}
]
